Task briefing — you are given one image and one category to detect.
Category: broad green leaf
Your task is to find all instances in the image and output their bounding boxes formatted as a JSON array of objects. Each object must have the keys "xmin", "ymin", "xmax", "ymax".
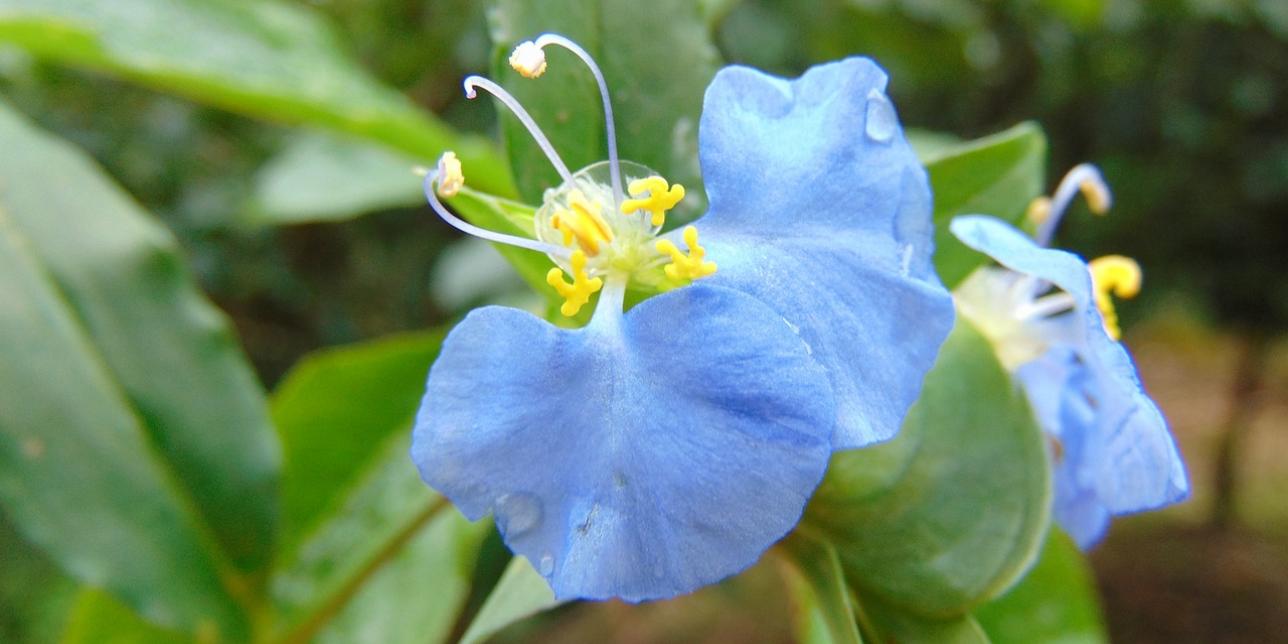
[
  {"xmin": 459, "ymin": 557, "xmax": 561, "ymax": 644},
  {"xmin": 488, "ymin": 0, "xmax": 720, "ymax": 219},
  {"xmin": 859, "ymin": 592, "xmax": 991, "ymax": 644},
  {"xmin": 271, "ymin": 330, "xmax": 444, "ymax": 556},
  {"xmin": 60, "ymin": 589, "xmax": 187, "ymax": 644},
  {"xmin": 0, "ymin": 100, "xmax": 277, "ymax": 638},
  {"xmin": 804, "ymin": 318, "xmax": 1052, "ymax": 618},
  {"xmin": 925, "ymin": 122, "xmax": 1047, "ymax": 288},
  {"xmin": 0, "ymin": 0, "xmax": 511, "ymax": 194},
  {"xmin": 249, "ymin": 131, "xmax": 425, "ymax": 225},
  {"xmin": 0, "ymin": 516, "xmax": 78, "ymax": 644},
  {"xmin": 268, "ymin": 330, "xmax": 490, "ymax": 643},
  {"xmin": 974, "ymin": 532, "xmax": 1107, "ymax": 644},
  {"xmin": 781, "ymin": 533, "xmax": 864, "ymax": 644}
]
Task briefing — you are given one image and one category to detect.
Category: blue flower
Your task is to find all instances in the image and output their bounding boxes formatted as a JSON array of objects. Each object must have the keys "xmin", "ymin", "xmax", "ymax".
[
  {"xmin": 951, "ymin": 178, "xmax": 1188, "ymax": 548},
  {"xmin": 412, "ymin": 35, "xmax": 952, "ymax": 601}
]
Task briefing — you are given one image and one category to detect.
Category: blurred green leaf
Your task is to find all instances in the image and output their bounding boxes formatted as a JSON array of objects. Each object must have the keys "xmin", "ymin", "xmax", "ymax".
[
  {"xmin": 271, "ymin": 330, "xmax": 444, "ymax": 556},
  {"xmin": 459, "ymin": 556, "xmax": 560, "ymax": 644},
  {"xmin": 974, "ymin": 531, "xmax": 1107, "ymax": 644},
  {"xmin": 925, "ymin": 122, "xmax": 1047, "ymax": 288},
  {"xmin": 804, "ymin": 318, "xmax": 1051, "ymax": 618},
  {"xmin": 781, "ymin": 533, "xmax": 864, "ymax": 644},
  {"xmin": 0, "ymin": 0, "xmax": 512, "ymax": 194},
  {"xmin": 0, "ymin": 100, "xmax": 281, "ymax": 638},
  {"xmin": 61, "ymin": 589, "xmax": 187, "ymax": 644},
  {"xmin": 248, "ymin": 131, "xmax": 425, "ymax": 225},
  {"xmin": 0, "ymin": 516, "xmax": 78, "ymax": 644},
  {"xmin": 488, "ymin": 0, "xmax": 719, "ymax": 219},
  {"xmin": 268, "ymin": 330, "xmax": 489, "ymax": 643}
]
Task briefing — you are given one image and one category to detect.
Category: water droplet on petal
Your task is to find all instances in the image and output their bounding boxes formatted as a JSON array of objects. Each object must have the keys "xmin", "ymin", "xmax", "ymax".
[
  {"xmin": 494, "ymin": 493, "xmax": 543, "ymax": 536},
  {"xmin": 865, "ymin": 89, "xmax": 896, "ymax": 144},
  {"xmin": 539, "ymin": 553, "xmax": 555, "ymax": 576}
]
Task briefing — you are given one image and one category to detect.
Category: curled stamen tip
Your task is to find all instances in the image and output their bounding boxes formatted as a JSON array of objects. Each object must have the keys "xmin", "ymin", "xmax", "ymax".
[
  {"xmin": 1080, "ymin": 177, "xmax": 1113, "ymax": 214},
  {"xmin": 1026, "ymin": 196, "xmax": 1053, "ymax": 224},
  {"xmin": 509, "ymin": 41, "xmax": 548, "ymax": 78},
  {"xmin": 436, "ymin": 151, "xmax": 464, "ymax": 198}
]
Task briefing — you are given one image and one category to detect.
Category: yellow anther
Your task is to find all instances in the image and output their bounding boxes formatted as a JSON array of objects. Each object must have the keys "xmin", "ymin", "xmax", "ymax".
[
  {"xmin": 655, "ymin": 225, "xmax": 717, "ymax": 282},
  {"xmin": 509, "ymin": 41, "xmax": 547, "ymax": 78},
  {"xmin": 1089, "ymin": 255, "xmax": 1142, "ymax": 340},
  {"xmin": 550, "ymin": 190, "xmax": 613, "ymax": 255},
  {"xmin": 1026, "ymin": 196, "xmax": 1052, "ymax": 225},
  {"xmin": 621, "ymin": 176, "xmax": 685, "ymax": 227},
  {"xmin": 1080, "ymin": 178, "xmax": 1111, "ymax": 215},
  {"xmin": 547, "ymin": 250, "xmax": 603, "ymax": 316},
  {"xmin": 436, "ymin": 151, "xmax": 464, "ymax": 197}
]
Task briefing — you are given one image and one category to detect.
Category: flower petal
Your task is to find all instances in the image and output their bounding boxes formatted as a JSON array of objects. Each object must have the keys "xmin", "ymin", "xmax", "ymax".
[
  {"xmin": 952, "ymin": 215, "xmax": 1188, "ymax": 519},
  {"xmin": 411, "ymin": 284, "xmax": 835, "ymax": 602},
  {"xmin": 695, "ymin": 58, "xmax": 954, "ymax": 449}
]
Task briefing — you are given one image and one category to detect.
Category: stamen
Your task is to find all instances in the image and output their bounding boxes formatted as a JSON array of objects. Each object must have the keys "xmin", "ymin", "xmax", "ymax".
[
  {"xmin": 1015, "ymin": 292, "xmax": 1076, "ymax": 321},
  {"xmin": 527, "ymin": 34, "xmax": 624, "ymax": 203},
  {"xmin": 423, "ymin": 153, "xmax": 570, "ymax": 258},
  {"xmin": 509, "ymin": 41, "xmax": 547, "ymax": 78},
  {"xmin": 547, "ymin": 250, "xmax": 603, "ymax": 316},
  {"xmin": 621, "ymin": 176, "xmax": 685, "ymax": 227},
  {"xmin": 655, "ymin": 226, "xmax": 717, "ymax": 281},
  {"xmin": 436, "ymin": 151, "xmax": 464, "ymax": 197},
  {"xmin": 463, "ymin": 75, "xmax": 573, "ymax": 183},
  {"xmin": 1089, "ymin": 255, "xmax": 1142, "ymax": 340},
  {"xmin": 1033, "ymin": 163, "xmax": 1113, "ymax": 246},
  {"xmin": 551, "ymin": 190, "xmax": 614, "ymax": 256}
]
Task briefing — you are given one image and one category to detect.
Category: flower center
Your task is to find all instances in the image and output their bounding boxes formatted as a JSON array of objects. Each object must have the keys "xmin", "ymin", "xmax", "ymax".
[{"xmin": 418, "ymin": 33, "xmax": 719, "ymax": 319}]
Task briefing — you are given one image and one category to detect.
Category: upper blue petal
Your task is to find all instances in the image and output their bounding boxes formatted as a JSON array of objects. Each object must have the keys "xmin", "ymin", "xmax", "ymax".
[
  {"xmin": 411, "ymin": 284, "xmax": 835, "ymax": 602},
  {"xmin": 952, "ymin": 215, "xmax": 1189, "ymax": 532},
  {"xmin": 694, "ymin": 57, "xmax": 954, "ymax": 449}
]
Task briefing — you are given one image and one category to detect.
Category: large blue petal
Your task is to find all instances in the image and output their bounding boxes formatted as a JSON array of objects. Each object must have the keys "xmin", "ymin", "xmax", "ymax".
[
  {"xmin": 952, "ymin": 216, "xmax": 1188, "ymax": 520},
  {"xmin": 411, "ymin": 284, "xmax": 835, "ymax": 602},
  {"xmin": 694, "ymin": 57, "xmax": 954, "ymax": 449}
]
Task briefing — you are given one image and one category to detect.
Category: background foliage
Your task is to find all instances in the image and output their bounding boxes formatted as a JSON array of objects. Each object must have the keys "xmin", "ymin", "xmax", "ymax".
[{"xmin": 0, "ymin": 0, "xmax": 1284, "ymax": 642}]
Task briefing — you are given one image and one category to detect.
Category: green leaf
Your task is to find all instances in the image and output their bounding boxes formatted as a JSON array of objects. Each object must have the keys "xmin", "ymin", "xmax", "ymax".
[
  {"xmin": 0, "ymin": 0, "xmax": 511, "ymax": 193},
  {"xmin": 459, "ymin": 557, "xmax": 561, "ymax": 644},
  {"xmin": 859, "ymin": 592, "xmax": 991, "ymax": 644},
  {"xmin": 974, "ymin": 531, "xmax": 1108, "ymax": 644},
  {"xmin": 781, "ymin": 533, "xmax": 864, "ymax": 644},
  {"xmin": 488, "ymin": 0, "xmax": 720, "ymax": 219},
  {"xmin": 0, "ymin": 100, "xmax": 278, "ymax": 638},
  {"xmin": 926, "ymin": 122, "xmax": 1048, "ymax": 288},
  {"xmin": 60, "ymin": 589, "xmax": 187, "ymax": 644},
  {"xmin": 271, "ymin": 330, "xmax": 444, "ymax": 557},
  {"xmin": 446, "ymin": 187, "xmax": 559, "ymax": 303},
  {"xmin": 804, "ymin": 318, "xmax": 1052, "ymax": 618},
  {"xmin": 268, "ymin": 330, "xmax": 490, "ymax": 643},
  {"xmin": 248, "ymin": 131, "xmax": 426, "ymax": 225},
  {"xmin": 0, "ymin": 516, "xmax": 78, "ymax": 644}
]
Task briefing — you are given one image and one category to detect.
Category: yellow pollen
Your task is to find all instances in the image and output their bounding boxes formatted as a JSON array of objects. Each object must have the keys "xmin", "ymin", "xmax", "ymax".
[
  {"xmin": 547, "ymin": 250, "xmax": 603, "ymax": 317},
  {"xmin": 621, "ymin": 176, "xmax": 685, "ymax": 227},
  {"xmin": 1080, "ymin": 178, "xmax": 1111, "ymax": 215},
  {"xmin": 1026, "ymin": 196, "xmax": 1052, "ymax": 225},
  {"xmin": 1089, "ymin": 255, "xmax": 1142, "ymax": 340},
  {"xmin": 655, "ymin": 225, "xmax": 717, "ymax": 282},
  {"xmin": 436, "ymin": 151, "xmax": 464, "ymax": 197},
  {"xmin": 509, "ymin": 41, "xmax": 547, "ymax": 78},
  {"xmin": 550, "ymin": 190, "xmax": 613, "ymax": 256}
]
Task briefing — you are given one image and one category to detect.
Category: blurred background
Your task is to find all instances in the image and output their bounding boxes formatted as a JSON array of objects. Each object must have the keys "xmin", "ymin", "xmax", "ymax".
[{"xmin": 1, "ymin": 0, "xmax": 1285, "ymax": 641}]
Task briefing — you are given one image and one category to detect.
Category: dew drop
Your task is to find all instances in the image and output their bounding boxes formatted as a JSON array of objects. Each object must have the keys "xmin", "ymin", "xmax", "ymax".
[
  {"xmin": 864, "ymin": 89, "xmax": 896, "ymax": 144},
  {"xmin": 539, "ymin": 553, "xmax": 555, "ymax": 576},
  {"xmin": 494, "ymin": 493, "xmax": 542, "ymax": 536}
]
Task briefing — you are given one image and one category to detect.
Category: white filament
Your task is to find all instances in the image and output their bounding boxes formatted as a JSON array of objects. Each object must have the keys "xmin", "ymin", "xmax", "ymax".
[
  {"xmin": 463, "ymin": 75, "xmax": 574, "ymax": 183},
  {"xmin": 1034, "ymin": 163, "xmax": 1113, "ymax": 246},
  {"xmin": 422, "ymin": 171, "xmax": 570, "ymax": 258},
  {"xmin": 534, "ymin": 34, "xmax": 623, "ymax": 203}
]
